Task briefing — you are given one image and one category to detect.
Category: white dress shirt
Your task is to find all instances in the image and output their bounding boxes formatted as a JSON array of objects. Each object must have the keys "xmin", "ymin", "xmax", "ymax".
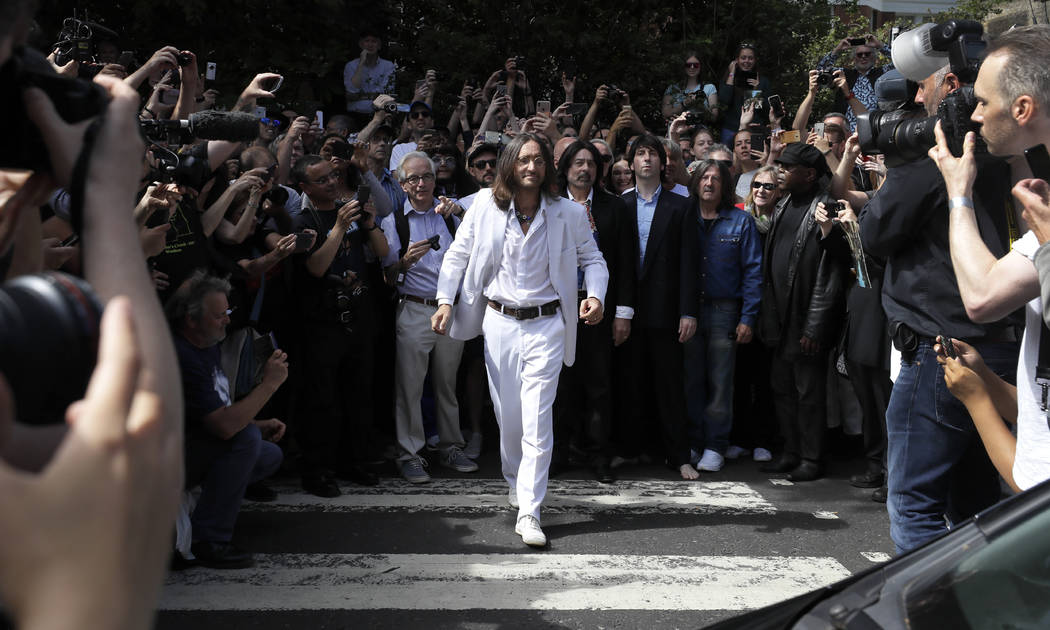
[{"xmin": 485, "ymin": 201, "xmax": 559, "ymax": 308}]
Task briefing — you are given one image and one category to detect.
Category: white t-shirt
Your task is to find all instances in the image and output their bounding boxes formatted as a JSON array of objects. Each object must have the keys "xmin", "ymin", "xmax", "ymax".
[
  {"xmin": 1011, "ymin": 230, "xmax": 1050, "ymax": 490},
  {"xmin": 343, "ymin": 57, "xmax": 396, "ymax": 114}
]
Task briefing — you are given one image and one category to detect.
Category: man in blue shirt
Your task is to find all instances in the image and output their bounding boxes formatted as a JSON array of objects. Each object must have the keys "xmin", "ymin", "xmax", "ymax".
[{"xmin": 685, "ymin": 160, "xmax": 762, "ymax": 472}]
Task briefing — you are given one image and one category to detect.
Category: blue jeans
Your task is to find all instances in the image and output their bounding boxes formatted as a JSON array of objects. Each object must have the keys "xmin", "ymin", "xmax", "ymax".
[
  {"xmin": 684, "ymin": 300, "xmax": 739, "ymax": 455},
  {"xmin": 188, "ymin": 423, "xmax": 283, "ymax": 543},
  {"xmin": 886, "ymin": 340, "xmax": 1018, "ymax": 554}
]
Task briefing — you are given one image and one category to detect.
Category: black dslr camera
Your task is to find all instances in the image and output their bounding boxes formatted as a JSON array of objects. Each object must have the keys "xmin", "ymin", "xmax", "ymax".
[
  {"xmin": 325, "ymin": 272, "xmax": 368, "ymax": 333},
  {"xmin": 816, "ymin": 70, "xmax": 838, "ymax": 88}
]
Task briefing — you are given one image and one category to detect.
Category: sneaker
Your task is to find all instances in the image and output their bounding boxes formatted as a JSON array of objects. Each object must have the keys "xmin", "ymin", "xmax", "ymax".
[
  {"xmin": 515, "ymin": 515, "xmax": 547, "ymax": 547},
  {"xmin": 440, "ymin": 446, "xmax": 479, "ymax": 473},
  {"xmin": 696, "ymin": 449, "xmax": 724, "ymax": 472},
  {"xmin": 190, "ymin": 541, "xmax": 254, "ymax": 569},
  {"xmin": 753, "ymin": 447, "xmax": 773, "ymax": 462},
  {"xmin": 463, "ymin": 431, "xmax": 483, "ymax": 460},
  {"xmin": 400, "ymin": 455, "xmax": 431, "ymax": 483},
  {"xmin": 725, "ymin": 445, "xmax": 752, "ymax": 460},
  {"xmin": 508, "ymin": 488, "xmax": 519, "ymax": 509}
]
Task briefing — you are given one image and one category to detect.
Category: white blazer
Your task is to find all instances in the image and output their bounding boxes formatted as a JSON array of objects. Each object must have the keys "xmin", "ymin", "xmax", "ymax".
[{"xmin": 436, "ymin": 188, "xmax": 608, "ymax": 367}]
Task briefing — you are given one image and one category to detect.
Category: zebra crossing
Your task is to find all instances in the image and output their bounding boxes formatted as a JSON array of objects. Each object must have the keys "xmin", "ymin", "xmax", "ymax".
[{"xmin": 158, "ymin": 472, "xmax": 891, "ymax": 628}]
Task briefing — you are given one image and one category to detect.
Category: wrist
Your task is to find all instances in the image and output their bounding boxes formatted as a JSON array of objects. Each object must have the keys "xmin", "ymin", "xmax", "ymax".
[{"xmin": 949, "ymin": 196, "xmax": 974, "ymax": 210}]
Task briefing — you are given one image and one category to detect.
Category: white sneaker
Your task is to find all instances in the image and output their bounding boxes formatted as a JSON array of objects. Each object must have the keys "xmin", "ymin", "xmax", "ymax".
[
  {"xmin": 753, "ymin": 447, "xmax": 773, "ymax": 462},
  {"xmin": 463, "ymin": 431, "xmax": 483, "ymax": 460},
  {"xmin": 725, "ymin": 445, "xmax": 752, "ymax": 460},
  {"xmin": 508, "ymin": 488, "xmax": 519, "ymax": 509},
  {"xmin": 515, "ymin": 515, "xmax": 547, "ymax": 547},
  {"xmin": 696, "ymin": 449, "xmax": 724, "ymax": 472}
]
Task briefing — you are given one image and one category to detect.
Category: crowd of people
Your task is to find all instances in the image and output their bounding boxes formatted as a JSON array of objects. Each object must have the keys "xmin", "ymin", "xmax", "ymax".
[{"xmin": 5, "ymin": 3, "xmax": 1050, "ymax": 623}]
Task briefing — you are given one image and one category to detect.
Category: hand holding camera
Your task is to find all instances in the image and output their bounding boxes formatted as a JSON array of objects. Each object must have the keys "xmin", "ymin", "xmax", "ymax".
[
  {"xmin": 832, "ymin": 69, "xmax": 849, "ymax": 96},
  {"xmin": 335, "ymin": 199, "xmax": 360, "ymax": 231},
  {"xmin": 401, "ymin": 238, "xmax": 434, "ymax": 270},
  {"xmin": 928, "ymin": 120, "xmax": 978, "ymax": 198},
  {"xmin": 262, "ymin": 349, "xmax": 289, "ymax": 388}
]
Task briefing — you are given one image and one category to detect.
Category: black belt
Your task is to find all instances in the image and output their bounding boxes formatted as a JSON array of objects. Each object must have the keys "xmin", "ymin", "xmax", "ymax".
[
  {"xmin": 488, "ymin": 299, "xmax": 560, "ymax": 320},
  {"xmin": 403, "ymin": 294, "xmax": 457, "ymax": 307}
]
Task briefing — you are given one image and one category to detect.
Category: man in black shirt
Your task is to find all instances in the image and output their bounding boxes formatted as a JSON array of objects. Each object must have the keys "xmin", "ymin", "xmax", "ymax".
[
  {"xmin": 292, "ymin": 155, "xmax": 389, "ymax": 497},
  {"xmin": 760, "ymin": 143, "xmax": 846, "ymax": 481}
]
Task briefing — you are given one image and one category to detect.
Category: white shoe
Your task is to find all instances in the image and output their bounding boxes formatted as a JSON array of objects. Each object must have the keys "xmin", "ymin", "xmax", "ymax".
[
  {"xmin": 753, "ymin": 447, "xmax": 773, "ymax": 462},
  {"xmin": 508, "ymin": 488, "xmax": 519, "ymax": 509},
  {"xmin": 696, "ymin": 449, "xmax": 724, "ymax": 472},
  {"xmin": 463, "ymin": 431, "xmax": 483, "ymax": 460},
  {"xmin": 725, "ymin": 445, "xmax": 752, "ymax": 460},
  {"xmin": 515, "ymin": 515, "xmax": 547, "ymax": 547}
]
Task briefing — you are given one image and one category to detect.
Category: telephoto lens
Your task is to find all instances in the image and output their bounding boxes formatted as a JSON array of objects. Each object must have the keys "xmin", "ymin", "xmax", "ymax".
[{"xmin": 0, "ymin": 272, "xmax": 103, "ymax": 425}]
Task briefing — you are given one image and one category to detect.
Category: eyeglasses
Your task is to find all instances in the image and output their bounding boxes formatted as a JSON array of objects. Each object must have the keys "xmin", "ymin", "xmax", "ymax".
[
  {"xmin": 409, "ymin": 110, "xmax": 432, "ymax": 119},
  {"xmin": 751, "ymin": 181, "xmax": 777, "ymax": 190},
  {"xmin": 684, "ymin": 62, "xmax": 701, "ymax": 69},
  {"xmin": 471, "ymin": 158, "xmax": 497, "ymax": 169},
  {"xmin": 516, "ymin": 156, "xmax": 546, "ymax": 167},
  {"xmin": 855, "ymin": 51, "xmax": 873, "ymax": 58},
  {"xmin": 403, "ymin": 173, "xmax": 436, "ymax": 186},
  {"xmin": 433, "ymin": 156, "xmax": 456, "ymax": 166},
  {"xmin": 309, "ymin": 173, "xmax": 340, "ymax": 185},
  {"xmin": 259, "ymin": 117, "xmax": 282, "ymax": 128}
]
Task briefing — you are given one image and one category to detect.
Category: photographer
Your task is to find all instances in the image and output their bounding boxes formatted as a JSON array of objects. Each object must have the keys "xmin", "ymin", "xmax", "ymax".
[
  {"xmin": 343, "ymin": 27, "xmax": 396, "ymax": 122},
  {"xmin": 927, "ymin": 25, "xmax": 1050, "ymax": 495},
  {"xmin": 292, "ymin": 155, "xmax": 388, "ymax": 497},
  {"xmin": 858, "ymin": 61, "xmax": 1020, "ymax": 554},
  {"xmin": 816, "ymin": 35, "xmax": 893, "ymax": 132}
]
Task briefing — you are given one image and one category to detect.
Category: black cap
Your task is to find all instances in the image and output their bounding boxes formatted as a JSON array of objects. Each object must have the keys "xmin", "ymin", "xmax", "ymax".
[
  {"xmin": 775, "ymin": 143, "xmax": 828, "ymax": 173},
  {"xmin": 467, "ymin": 142, "xmax": 499, "ymax": 163}
]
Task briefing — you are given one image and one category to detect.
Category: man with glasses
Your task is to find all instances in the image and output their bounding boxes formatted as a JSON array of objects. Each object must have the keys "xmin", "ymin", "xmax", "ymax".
[
  {"xmin": 459, "ymin": 142, "xmax": 500, "ymax": 212},
  {"xmin": 379, "ymin": 152, "xmax": 476, "ymax": 483},
  {"xmin": 759, "ymin": 143, "xmax": 846, "ymax": 482},
  {"xmin": 431, "ymin": 133, "xmax": 608, "ymax": 547},
  {"xmin": 817, "ymin": 34, "xmax": 892, "ymax": 132},
  {"xmin": 292, "ymin": 155, "xmax": 390, "ymax": 497},
  {"xmin": 389, "ymin": 101, "xmax": 435, "ymax": 171}
]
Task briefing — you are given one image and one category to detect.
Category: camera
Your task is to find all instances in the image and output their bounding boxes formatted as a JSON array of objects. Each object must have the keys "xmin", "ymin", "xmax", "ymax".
[
  {"xmin": 684, "ymin": 111, "xmax": 706, "ymax": 125},
  {"xmin": 51, "ymin": 12, "xmax": 118, "ymax": 74},
  {"xmin": 816, "ymin": 71, "xmax": 837, "ymax": 87},
  {"xmin": 176, "ymin": 52, "xmax": 193, "ymax": 66},
  {"xmin": 326, "ymin": 273, "xmax": 368, "ymax": 333},
  {"xmin": 0, "ymin": 272, "xmax": 103, "ymax": 425},
  {"xmin": 827, "ymin": 201, "xmax": 846, "ymax": 218},
  {"xmin": 857, "ymin": 20, "xmax": 986, "ymax": 166},
  {"xmin": 604, "ymin": 84, "xmax": 626, "ymax": 102}
]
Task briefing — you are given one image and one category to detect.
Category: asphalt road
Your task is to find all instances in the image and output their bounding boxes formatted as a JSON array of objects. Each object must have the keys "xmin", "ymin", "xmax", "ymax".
[{"xmin": 157, "ymin": 447, "xmax": 893, "ymax": 630}]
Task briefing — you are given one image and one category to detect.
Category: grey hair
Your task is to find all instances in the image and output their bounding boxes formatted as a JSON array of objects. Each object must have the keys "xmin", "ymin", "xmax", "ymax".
[
  {"xmin": 659, "ymin": 136, "xmax": 683, "ymax": 160},
  {"xmin": 986, "ymin": 25, "xmax": 1050, "ymax": 118},
  {"xmin": 165, "ymin": 270, "xmax": 231, "ymax": 329},
  {"xmin": 702, "ymin": 143, "xmax": 733, "ymax": 159},
  {"xmin": 396, "ymin": 151, "xmax": 436, "ymax": 182},
  {"xmin": 590, "ymin": 138, "xmax": 613, "ymax": 154}
]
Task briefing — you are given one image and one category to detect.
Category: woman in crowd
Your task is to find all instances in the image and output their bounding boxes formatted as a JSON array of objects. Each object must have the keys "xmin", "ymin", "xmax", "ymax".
[
  {"xmin": 430, "ymin": 144, "xmax": 474, "ymax": 200},
  {"xmin": 728, "ymin": 165, "xmax": 780, "ymax": 463},
  {"xmin": 662, "ymin": 51, "xmax": 719, "ymax": 123},
  {"xmin": 718, "ymin": 44, "xmax": 772, "ymax": 144},
  {"xmin": 609, "ymin": 157, "xmax": 634, "ymax": 195}
]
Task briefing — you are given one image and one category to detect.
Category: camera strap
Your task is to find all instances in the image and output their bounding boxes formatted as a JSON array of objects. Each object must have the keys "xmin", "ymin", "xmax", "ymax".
[
  {"xmin": 68, "ymin": 116, "xmax": 106, "ymax": 237},
  {"xmin": 1036, "ymin": 321, "xmax": 1050, "ymax": 412}
]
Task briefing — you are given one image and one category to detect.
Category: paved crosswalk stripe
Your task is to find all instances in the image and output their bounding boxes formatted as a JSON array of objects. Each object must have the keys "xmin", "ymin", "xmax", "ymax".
[
  {"xmin": 161, "ymin": 553, "xmax": 850, "ymax": 611},
  {"xmin": 243, "ymin": 479, "xmax": 775, "ymax": 514}
]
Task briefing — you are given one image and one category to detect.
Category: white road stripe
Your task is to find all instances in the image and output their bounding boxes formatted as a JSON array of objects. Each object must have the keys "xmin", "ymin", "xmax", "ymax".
[
  {"xmin": 161, "ymin": 553, "xmax": 850, "ymax": 611},
  {"xmin": 244, "ymin": 479, "xmax": 776, "ymax": 514}
]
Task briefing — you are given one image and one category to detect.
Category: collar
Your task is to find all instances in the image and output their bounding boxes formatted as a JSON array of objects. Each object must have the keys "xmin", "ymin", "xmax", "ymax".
[
  {"xmin": 636, "ymin": 183, "xmax": 662, "ymax": 204},
  {"xmin": 567, "ymin": 187, "xmax": 594, "ymax": 206},
  {"xmin": 403, "ymin": 198, "xmax": 437, "ymax": 216}
]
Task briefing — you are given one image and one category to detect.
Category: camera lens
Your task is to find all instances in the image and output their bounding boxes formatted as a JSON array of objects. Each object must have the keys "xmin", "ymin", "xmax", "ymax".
[{"xmin": 0, "ymin": 272, "xmax": 102, "ymax": 425}]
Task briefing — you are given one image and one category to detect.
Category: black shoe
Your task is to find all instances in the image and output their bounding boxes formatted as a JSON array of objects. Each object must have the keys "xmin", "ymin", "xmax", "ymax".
[
  {"xmin": 170, "ymin": 549, "xmax": 196, "ymax": 571},
  {"xmin": 850, "ymin": 470, "xmax": 885, "ymax": 489},
  {"xmin": 244, "ymin": 480, "xmax": 278, "ymax": 502},
  {"xmin": 787, "ymin": 460, "xmax": 823, "ymax": 482},
  {"xmin": 335, "ymin": 464, "xmax": 379, "ymax": 486},
  {"xmin": 190, "ymin": 541, "xmax": 254, "ymax": 569},
  {"xmin": 592, "ymin": 460, "xmax": 616, "ymax": 484},
  {"xmin": 871, "ymin": 485, "xmax": 888, "ymax": 503},
  {"xmin": 760, "ymin": 454, "xmax": 799, "ymax": 473},
  {"xmin": 302, "ymin": 474, "xmax": 341, "ymax": 498}
]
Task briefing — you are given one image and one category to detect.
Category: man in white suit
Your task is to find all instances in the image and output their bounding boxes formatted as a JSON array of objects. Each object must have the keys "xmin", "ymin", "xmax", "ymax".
[{"xmin": 432, "ymin": 133, "xmax": 609, "ymax": 547}]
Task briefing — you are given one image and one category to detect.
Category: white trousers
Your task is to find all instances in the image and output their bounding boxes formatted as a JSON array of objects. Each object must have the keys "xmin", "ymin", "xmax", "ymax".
[
  {"xmin": 395, "ymin": 300, "xmax": 465, "ymax": 460},
  {"xmin": 482, "ymin": 307, "xmax": 565, "ymax": 523}
]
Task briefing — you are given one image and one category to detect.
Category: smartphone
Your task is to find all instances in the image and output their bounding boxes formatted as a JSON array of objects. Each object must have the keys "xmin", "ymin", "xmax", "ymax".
[
  {"xmin": 294, "ymin": 232, "xmax": 312, "ymax": 252},
  {"xmin": 536, "ymin": 100, "xmax": 551, "ymax": 115},
  {"xmin": 315, "ymin": 109, "xmax": 325, "ymax": 130},
  {"xmin": 749, "ymin": 131, "xmax": 767, "ymax": 153},
  {"xmin": 939, "ymin": 335, "xmax": 958, "ymax": 359},
  {"xmin": 205, "ymin": 62, "xmax": 217, "ymax": 81},
  {"xmin": 767, "ymin": 94, "xmax": 785, "ymax": 119},
  {"xmin": 484, "ymin": 131, "xmax": 502, "ymax": 144},
  {"xmin": 356, "ymin": 184, "xmax": 371, "ymax": 207},
  {"xmin": 848, "ymin": 37, "xmax": 867, "ymax": 46},
  {"xmin": 265, "ymin": 163, "xmax": 278, "ymax": 182},
  {"xmin": 415, "ymin": 79, "xmax": 427, "ymax": 94},
  {"xmin": 254, "ymin": 105, "xmax": 267, "ymax": 118},
  {"xmin": 494, "ymin": 84, "xmax": 507, "ymax": 97},
  {"xmin": 814, "ymin": 122, "xmax": 826, "ymax": 138},
  {"xmin": 428, "ymin": 234, "xmax": 441, "ymax": 251},
  {"xmin": 261, "ymin": 75, "xmax": 283, "ymax": 94},
  {"xmin": 779, "ymin": 129, "xmax": 801, "ymax": 144},
  {"xmin": 1024, "ymin": 144, "xmax": 1050, "ymax": 182},
  {"xmin": 622, "ymin": 104, "xmax": 633, "ymax": 112},
  {"xmin": 734, "ymin": 69, "xmax": 757, "ymax": 88},
  {"xmin": 59, "ymin": 233, "xmax": 80, "ymax": 247}
]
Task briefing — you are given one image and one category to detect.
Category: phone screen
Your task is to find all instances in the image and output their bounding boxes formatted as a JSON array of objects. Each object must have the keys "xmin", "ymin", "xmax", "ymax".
[{"xmin": 536, "ymin": 100, "xmax": 551, "ymax": 115}]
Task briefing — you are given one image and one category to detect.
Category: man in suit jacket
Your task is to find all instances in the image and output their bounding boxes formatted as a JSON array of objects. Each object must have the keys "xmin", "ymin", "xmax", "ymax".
[
  {"xmin": 432, "ymin": 133, "xmax": 608, "ymax": 548},
  {"xmin": 551, "ymin": 140, "xmax": 636, "ymax": 484},
  {"xmin": 615, "ymin": 134, "xmax": 701, "ymax": 480}
]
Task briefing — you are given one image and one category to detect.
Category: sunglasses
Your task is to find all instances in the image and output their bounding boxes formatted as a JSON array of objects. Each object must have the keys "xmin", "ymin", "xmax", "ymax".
[
  {"xmin": 684, "ymin": 62, "xmax": 701, "ymax": 69},
  {"xmin": 409, "ymin": 110, "xmax": 432, "ymax": 119},
  {"xmin": 471, "ymin": 158, "xmax": 497, "ymax": 169},
  {"xmin": 259, "ymin": 117, "xmax": 282, "ymax": 128},
  {"xmin": 855, "ymin": 51, "xmax": 873, "ymax": 58},
  {"xmin": 751, "ymin": 181, "xmax": 777, "ymax": 191}
]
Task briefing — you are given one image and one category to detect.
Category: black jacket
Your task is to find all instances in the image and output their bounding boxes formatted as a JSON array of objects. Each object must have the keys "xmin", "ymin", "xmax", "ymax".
[
  {"xmin": 759, "ymin": 186, "xmax": 846, "ymax": 356},
  {"xmin": 569, "ymin": 188, "xmax": 636, "ymax": 320},
  {"xmin": 621, "ymin": 188, "xmax": 699, "ymax": 330}
]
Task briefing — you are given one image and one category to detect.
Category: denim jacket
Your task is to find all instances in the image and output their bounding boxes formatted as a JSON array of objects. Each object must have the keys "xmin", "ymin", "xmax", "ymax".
[{"xmin": 697, "ymin": 206, "xmax": 763, "ymax": 326}]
